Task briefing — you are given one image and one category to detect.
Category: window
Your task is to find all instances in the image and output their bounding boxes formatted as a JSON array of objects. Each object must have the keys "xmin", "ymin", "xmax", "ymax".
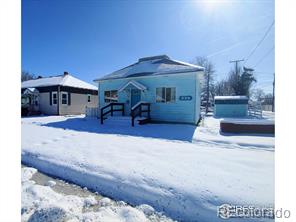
[
  {"xmin": 52, "ymin": 92, "xmax": 57, "ymax": 105},
  {"xmin": 87, "ymin": 94, "xmax": 91, "ymax": 102},
  {"xmin": 61, "ymin": 92, "xmax": 68, "ymax": 105},
  {"xmin": 156, "ymin": 87, "xmax": 176, "ymax": 103},
  {"xmin": 104, "ymin": 90, "xmax": 118, "ymax": 103}
]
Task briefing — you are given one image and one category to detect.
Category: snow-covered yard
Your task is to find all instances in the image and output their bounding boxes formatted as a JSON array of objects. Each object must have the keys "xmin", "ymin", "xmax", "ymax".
[{"xmin": 21, "ymin": 114, "xmax": 274, "ymax": 221}]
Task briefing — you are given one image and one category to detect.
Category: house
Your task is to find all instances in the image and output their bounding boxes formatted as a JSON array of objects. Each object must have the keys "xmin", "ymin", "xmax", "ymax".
[
  {"xmin": 214, "ymin": 96, "xmax": 249, "ymax": 118},
  {"xmin": 94, "ymin": 55, "xmax": 204, "ymax": 124},
  {"xmin": 21, "ymin": 72, "xmax": 98, "ymax": 115}
]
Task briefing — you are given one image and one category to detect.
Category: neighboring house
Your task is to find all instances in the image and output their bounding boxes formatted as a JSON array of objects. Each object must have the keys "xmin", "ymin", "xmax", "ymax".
[
  {"xmin": 94, "ymin": 55, "xmax": 204, "ymax": 124},
  {"xmin": 214, "ymin": 96, "xmax": 249, "ymax": 118},
  {"xmin": 22, "ymin": 72, "xmax": 98, "ymax": 115}
]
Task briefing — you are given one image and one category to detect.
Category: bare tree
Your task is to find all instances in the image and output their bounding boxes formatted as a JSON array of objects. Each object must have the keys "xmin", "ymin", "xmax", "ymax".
[
  {"xmin": 215, "ymin": 79, "xmax": 234, "ymax": 96},
  {"xmin": 192, "ymin": 56, "xmax": 215, "ymax": 113},
  {"xmin": 21, "ymin": 70, "xmax": 35, "ymax": 82},
  {"xmin": 251, "ymin": 88, "xmax": 265, "ymax": 102}
]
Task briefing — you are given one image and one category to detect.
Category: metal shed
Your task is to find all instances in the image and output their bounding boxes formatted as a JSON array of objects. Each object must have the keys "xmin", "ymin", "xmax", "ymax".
[{"xmin": 214, "ymin": 96, "xmax": 249, "ymax": 118}]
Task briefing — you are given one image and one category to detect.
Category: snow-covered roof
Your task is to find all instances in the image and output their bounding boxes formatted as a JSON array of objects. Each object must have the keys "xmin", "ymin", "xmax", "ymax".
[
  {"xmin": 214, "ymin": 96, "xmax": 248, "ymax": 100},
  {"xmin": 94, "ymin": 55, "xmax": 204, "ymax": 81},
  {"xmin": 22, "ymin": 74, "xmax": 97, "ymax": 90}
]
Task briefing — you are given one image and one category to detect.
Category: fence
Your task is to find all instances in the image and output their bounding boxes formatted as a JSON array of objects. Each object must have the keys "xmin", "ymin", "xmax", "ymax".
[
  {"xmin": 85, "ymin": 106, "xmax": 100, "ymax": 118},
  {"xmin": 248, "ymin": 102, "xmax": 262, "ymax": 118}
]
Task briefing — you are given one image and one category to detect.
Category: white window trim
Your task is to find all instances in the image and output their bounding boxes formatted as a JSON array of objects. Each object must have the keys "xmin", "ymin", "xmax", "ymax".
[
  {"xmin": 61, "ymin": 92, "xmax": 68, "ymax": 105},
  {"xmin": 52, "ymin": 91, "xmax": 58, "ymax": 105},
  {"xmin": 156, "ymin": 87, "xmax": 176, "ymax": 103},
  {"xmin": 104, "ymin": 90, "xmax": 118, "ymax": 103}
]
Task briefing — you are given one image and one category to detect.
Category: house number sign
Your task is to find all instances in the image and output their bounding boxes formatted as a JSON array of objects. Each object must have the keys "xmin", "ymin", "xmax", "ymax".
[{"xmin": 179, "ymin": 96, "xmax": 192, "ymax": 101}]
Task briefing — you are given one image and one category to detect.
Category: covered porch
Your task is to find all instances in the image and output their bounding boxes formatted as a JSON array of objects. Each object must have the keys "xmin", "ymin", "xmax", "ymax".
[{"xmin": 100, "ymin": 80, "xmax": 150, "ymax": 126}]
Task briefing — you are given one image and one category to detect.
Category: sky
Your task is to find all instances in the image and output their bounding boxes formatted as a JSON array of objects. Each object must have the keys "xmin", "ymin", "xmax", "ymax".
[{"xmin": 22, "ymin": 0, "xmax": 275, "ymax": 93}]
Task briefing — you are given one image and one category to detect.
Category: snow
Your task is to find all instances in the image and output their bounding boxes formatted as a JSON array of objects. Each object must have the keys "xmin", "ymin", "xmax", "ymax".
[
  {"xmin": 22, "ymin": 167, "xmax": 38, "ymax": 182},
  {"xmin": 45, "ymin": 180, "xmax": 57, "ymax": 187},
  {"xmin": 21, "ymin": 74, "xmax": 97, "ymax": 90},
  {"xmin": 95, "ymin": 55, "xmax": 204, "ymax": 81},
  {"xmin": 22, "ymin": 166, "xmax": 173, "ymax": 222},
  {"xmin": 195, "ymin": 116, "xmax": 274, "ymax": 150},
  {"xmin": 22, "ymin": 115, "xmax": 274, "ymax": 221},
  {"xmin": 220, "ymin": 118, "xmax": 274, "ymax": 125},
  {"xmin": 214, "ymin": 96, "xmax": 248, "ymax": 100}
]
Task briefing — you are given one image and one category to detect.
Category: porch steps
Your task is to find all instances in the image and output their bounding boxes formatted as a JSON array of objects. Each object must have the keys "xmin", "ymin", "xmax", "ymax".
[{"xmin": 137, "ymin": 117, "xmax": 151, "ymax": 125}]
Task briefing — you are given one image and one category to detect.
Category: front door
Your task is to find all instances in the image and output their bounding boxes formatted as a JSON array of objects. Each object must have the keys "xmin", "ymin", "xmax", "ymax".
[{"xmin": 131, "ymin": 89, "xmax": 141, "ymax": 108}]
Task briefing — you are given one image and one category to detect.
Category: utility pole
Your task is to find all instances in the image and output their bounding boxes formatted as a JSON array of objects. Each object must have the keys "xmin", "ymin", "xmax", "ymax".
[
  {"xmin": 272, "ymin": 73, "xmax": 275, "ymax": 112},
  {"xmin": 229, "ymin": 59, "xmax": 244, "ymax": 75}
]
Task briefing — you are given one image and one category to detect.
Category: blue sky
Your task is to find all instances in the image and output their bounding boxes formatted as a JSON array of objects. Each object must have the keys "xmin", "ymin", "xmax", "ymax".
[{"xmin": 22, "ymin": 0, "xmax": 274, "ymax": 93}]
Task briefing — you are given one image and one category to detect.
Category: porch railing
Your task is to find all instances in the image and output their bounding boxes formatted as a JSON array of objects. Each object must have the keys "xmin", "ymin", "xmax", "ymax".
[
  {"xmin": 100, "ymin": 103, "xmax": 125, "ymax": 124},
  {"xmin": 131, "ymin": 102, "xmax": 151, "ymax": 127}
]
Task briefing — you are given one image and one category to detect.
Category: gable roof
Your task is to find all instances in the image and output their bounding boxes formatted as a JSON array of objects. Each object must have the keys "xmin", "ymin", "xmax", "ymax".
[
  {"xmin": 22, "ymin": 74, "xmax": 97, "ymax": 90},
  {"xmin": 94, "ymin": 55, "xmax": 204, "ymax": 81},
  {"xmin": 118, "ymin": 80, "xmax": 147, "ymax": 92}
]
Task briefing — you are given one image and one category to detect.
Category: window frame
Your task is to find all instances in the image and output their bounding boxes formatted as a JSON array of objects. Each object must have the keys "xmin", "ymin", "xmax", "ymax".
[
  {"xmin": 156, "ymin": 87, "xmax": 176, "ymax": 103},
  {"xmin": 52, "ymin": 92, "xmax": 58, "ymax": 105},
  {"xmin": 104, "ymin": 90, "xmax": 118, "ymax": 103},
  {"xmin": 61, "ymin": 92, "xmax": 68, "ymax": 105}
]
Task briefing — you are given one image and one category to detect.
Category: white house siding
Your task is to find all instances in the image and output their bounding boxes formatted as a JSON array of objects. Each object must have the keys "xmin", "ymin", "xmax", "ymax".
[
  {"xmin": 99, "ymin": 72, "xmax": 201, "ymax": 124},
  {"xmin": 59, "ymin": 92, "xmax": 98, "ymax": 115},
  {"xmin": 39, "ymin": 92, "xmax": 58, "ymax": 115}
]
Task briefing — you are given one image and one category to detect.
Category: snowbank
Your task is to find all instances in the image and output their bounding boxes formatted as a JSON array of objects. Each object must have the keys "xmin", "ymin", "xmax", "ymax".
[
  {"xmin": 22, "ymin": 167, "xmax": 173, "ymax": 222},
  {"xmin": 22, "ymin": 116, "xmax": 274, "ymax": 221}
]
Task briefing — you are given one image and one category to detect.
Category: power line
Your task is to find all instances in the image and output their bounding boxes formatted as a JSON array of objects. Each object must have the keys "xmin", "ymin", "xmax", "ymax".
[
  {"xmin": 244, "ymin": 20, "xmax": 274, "ymax": 65},
  {"xmin": 253, "ymin": 46, "xmax": 274, "ymax": 68}
]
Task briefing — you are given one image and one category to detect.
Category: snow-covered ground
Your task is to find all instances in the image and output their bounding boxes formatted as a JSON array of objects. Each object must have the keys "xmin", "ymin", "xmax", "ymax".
[
  {"xmin": 22, "ymin": 115, "xmax": 274, "ymax": 221},
  {"xmin": 22, "ymin": 166, "xmax": 173, "ymax": 222},
  {"xmin": 194, "ymin": 114, "xmax": 274, "ymax": 151}
]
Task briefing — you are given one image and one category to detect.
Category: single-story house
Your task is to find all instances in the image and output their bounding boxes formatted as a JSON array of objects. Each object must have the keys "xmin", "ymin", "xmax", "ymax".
[
  {"xmin": 214, "ymin": 96, "xmax": 249, "ymax": 118},
  {"xmin": 94, "ymin": 55, "xmax": 204, "ymax": 124},
  {"xmin": 21, "ymin": 72, "xmax": 98, "ymax": 115}
]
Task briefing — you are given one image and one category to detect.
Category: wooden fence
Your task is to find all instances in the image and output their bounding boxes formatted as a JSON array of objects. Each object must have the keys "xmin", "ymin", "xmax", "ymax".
[{"xmin": 85, "ymin": 106, "xmax": 100, "ymax": 118}]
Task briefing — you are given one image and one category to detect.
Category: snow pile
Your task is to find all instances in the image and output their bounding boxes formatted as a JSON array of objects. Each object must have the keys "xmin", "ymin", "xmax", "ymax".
[
  {"xmin": 22, "ymin": 167, "xmax": 173, "ymax": 222},
  {"xmin": 22, "ymin": 167, "xmax": 37, "ymax": 183},
  {"xmin": 22, "ymin": 115, "xmax": 274, "ymax": 221}
]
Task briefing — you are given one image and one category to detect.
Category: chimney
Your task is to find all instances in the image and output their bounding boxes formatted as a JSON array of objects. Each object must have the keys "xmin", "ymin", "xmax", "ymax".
[{"xmin": 64, "ymin": 71, "xmax": 69, "ymax": 76}]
